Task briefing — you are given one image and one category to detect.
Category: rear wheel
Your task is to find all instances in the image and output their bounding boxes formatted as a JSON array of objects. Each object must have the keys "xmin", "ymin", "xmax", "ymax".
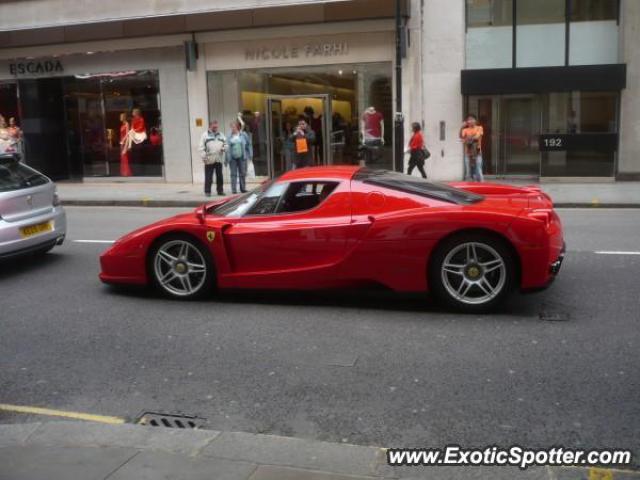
[
  {"xmin": 149, "ymin": 234, "xmax": 215, "ymax": 300},
  {"xmin": 429, "ymin": 233, "xmax": 516, "ymax": 312}
]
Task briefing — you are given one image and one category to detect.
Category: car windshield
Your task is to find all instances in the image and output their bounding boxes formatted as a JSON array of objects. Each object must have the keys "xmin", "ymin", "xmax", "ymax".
[
  {"xmin": 0, "ymin": 156, "xmax": 49, "ymax": 193},
  {"xmin": 209, "ymin": 181, "xmax": 275, "ymax": 217},
  {"xmin": 354, "ymin": 168, "xmax": 483, "ymax": 205}
]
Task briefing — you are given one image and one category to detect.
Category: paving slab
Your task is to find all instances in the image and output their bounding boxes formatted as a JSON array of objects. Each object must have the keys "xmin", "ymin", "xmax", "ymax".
[
  {"xmin": 202, "ymin": 431, "xmax": 385, "ymax": 477},
  {"xmin": 107, "ymin": 450, "xmax": 257, "ymax": 480},
  {"xmin": 249, "ymin": 464, "xmax": 381, "ymax": 480},
  {"xmin": 25, "ymin": 421, "xmax": 220, "ymax": 456},
  {"xmin": 0, "ymin": 445, "xmax": 136, "ymax": 480},
  {"xmin": 0, "ymin": 422, "xmax": 41, "ymax": 448}
]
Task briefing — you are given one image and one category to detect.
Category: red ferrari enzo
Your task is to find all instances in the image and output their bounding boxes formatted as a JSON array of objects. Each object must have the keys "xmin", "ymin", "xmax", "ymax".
[{"xmin": 99, "ymin": 166, "xmax": 565, "ymax": 312}]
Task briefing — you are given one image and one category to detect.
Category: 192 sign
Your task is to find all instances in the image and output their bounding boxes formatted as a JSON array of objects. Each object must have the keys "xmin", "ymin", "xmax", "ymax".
[
  {"xmin": 539, "ymin": 135, "xmax": 567, "ymax": 151},
  {"xmin": 543, "ymin": 137, "xmax": 563, "ymax": 148}
]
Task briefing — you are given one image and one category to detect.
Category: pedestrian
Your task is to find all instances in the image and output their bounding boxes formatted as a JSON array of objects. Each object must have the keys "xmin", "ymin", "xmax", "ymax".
[
  {"xmin": 406, "ymin": 122, "xmax": 428, "ymax": 179},
  {"xmin": 199, "ymin": 120, "xmax": 226, "ymax": 197},
  {"xmin": 226, "ymin": 120, "xmax": 252, "ymax": 194},
  {"xmin": 281, "ymin": 121, "xmax": 295, "ymax": 171},
  {"xmin": 460, "ymin": 114, "xmax": 484, "ymax": 182},
  {"xmin": 290, "ymin": 118, "xmax": 316, "ymax": 169}
]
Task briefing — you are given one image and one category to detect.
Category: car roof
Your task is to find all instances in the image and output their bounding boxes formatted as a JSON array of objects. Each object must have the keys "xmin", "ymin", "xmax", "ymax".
[{"xmin": 278, "ymin": 165, "xmax": 361, "ymax": 182}]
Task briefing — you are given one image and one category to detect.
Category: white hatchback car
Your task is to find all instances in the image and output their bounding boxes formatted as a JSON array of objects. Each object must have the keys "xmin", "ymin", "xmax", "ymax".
[{"xmin": 0, "ymin": 154, "xmax": 66, "ymax": 259}]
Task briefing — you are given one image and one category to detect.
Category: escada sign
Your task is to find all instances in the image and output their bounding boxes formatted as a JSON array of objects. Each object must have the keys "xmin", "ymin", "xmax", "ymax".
[{"xmin": 9, "ymin": 59, "xmax": 64, "ymax": 76}]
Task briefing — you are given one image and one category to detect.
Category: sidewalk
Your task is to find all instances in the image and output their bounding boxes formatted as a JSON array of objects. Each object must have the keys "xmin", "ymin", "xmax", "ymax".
[
  {"xmin": 56, "ymin": 180, "xmax": 640, "ymax": 208},
  {"xmin": 1, "ymin": 421, "xmax": 638, "ymax": 480}
]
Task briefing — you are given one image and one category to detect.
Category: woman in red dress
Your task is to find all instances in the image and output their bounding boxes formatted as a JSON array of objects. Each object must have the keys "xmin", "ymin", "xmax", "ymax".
[{"xmin": 119, "ymin": 113, "xmax": 132, "ymax": 177}]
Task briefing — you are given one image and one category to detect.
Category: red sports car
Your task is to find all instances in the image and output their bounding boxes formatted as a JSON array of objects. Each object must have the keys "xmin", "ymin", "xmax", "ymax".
[{"xmin": 99, "ymin": 166, "xmax": 565, "ymax": 312}]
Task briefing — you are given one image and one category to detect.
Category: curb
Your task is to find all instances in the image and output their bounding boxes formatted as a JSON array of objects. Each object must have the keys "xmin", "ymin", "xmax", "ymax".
[
  {"xmin": 61, "ymin": 200, "xmax": 206, "ymax": 208},
  {"xmin": 60, "ymin": 200, "xmax": 640, "ymax": 208}
]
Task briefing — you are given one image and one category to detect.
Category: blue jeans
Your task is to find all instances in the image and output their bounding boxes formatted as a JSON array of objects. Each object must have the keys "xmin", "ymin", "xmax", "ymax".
[
  {"xmin": 464, "ymin": 154, "xmax": 484, "ymax": 182},
  {"xmin": 229, "ymin": 157, "xmax": 247, "ymax": 193}
]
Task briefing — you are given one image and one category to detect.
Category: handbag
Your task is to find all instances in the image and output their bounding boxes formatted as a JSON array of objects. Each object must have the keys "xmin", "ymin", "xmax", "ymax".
[{"xmin": 295, "ymin": 137, "xmax": 309, "ymax": 154}]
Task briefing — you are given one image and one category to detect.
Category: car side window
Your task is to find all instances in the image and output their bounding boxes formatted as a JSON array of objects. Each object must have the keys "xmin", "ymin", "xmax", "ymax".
[
  {"xmin": 246, "ymin": 182, "xmax": 287, "ymax": 216},
  {"xmin": 276, "ymin": 181, "xmax": 339, "ymax": 214}
]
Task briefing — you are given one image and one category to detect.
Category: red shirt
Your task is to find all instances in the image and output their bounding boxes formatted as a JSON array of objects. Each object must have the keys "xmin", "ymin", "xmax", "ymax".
[
  {"xmin": 131, "ymin": 116, "xmax": 146, "ymax": 133},
  {"xmin": 363, "ymin": 111, "xmax": 384, "ymax": 139},
  {"xmin": 409, "ymin": 131, "xmax": 424, "ymax": 151}
]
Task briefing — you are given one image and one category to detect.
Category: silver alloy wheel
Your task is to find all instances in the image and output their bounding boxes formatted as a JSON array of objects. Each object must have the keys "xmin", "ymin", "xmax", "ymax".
[
  {"xmin": 441, "ymin": 242, "xmax": 506, "ymax": 306},
  {"xmin": 153, "ymin": 240, "xmax": 207, "ymax": 297}
]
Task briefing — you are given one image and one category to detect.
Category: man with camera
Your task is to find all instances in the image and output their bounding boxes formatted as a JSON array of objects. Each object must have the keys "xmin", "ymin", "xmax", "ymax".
[{"xmin": 460, "ymin": 114, "xmax": 484, "ymax": 182}]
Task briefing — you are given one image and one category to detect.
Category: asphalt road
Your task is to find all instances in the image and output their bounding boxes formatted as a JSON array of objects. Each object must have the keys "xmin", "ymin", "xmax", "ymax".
[{"xmin": 1, "ymin": 207, "xmax": 639, "ymax": 461}]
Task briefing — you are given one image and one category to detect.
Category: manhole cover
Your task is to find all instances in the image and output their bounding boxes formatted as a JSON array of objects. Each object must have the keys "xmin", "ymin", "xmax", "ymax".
[
  {"xmin": 539, "ymin": 311, "xmax": 570, "ymax": 321},
  {"xmin": 136, "ymin": 411, "xmax": 206, "ymax": 429}
]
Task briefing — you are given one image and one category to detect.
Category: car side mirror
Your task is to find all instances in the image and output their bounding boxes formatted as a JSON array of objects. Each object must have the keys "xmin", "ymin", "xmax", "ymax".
[{"xmin": 195, "ymin": 204, "xmax": 207, "ymax": 224}]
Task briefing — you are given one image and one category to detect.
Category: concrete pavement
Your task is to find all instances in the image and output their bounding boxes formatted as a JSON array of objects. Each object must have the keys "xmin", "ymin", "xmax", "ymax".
[
  {"xmin": 1, "ymin": 421, "xmax": 638, "ymax": 480},
  {"xmin": 55, "ymin": 179, "xmax": 640, "ymax": 208}
]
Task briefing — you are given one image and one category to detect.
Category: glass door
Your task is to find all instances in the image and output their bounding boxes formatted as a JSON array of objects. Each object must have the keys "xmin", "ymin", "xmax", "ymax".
[
  {"xmin": 266, "ymin": 98, "xmax": 284, "ymax": 177},
  {"xmin": 499, "ymin": 96, "xmax": 541, "ymax": 176},
  {"xmin": 266, "ymin": 94, "xmax": 332, "ymax": 177}
]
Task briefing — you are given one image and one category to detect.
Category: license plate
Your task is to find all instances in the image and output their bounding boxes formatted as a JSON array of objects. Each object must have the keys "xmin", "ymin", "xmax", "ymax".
[{"xmin": 20, "ymin": 221, "xmax": 53, "ymax": 238}]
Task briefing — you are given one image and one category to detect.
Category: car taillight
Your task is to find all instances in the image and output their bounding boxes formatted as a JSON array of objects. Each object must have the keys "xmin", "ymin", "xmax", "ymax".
[
  {"xmin": 53, "ymin": 190, "xmax": 61, "ymax": 207},
  {"xmin": 528, "ymin": 210, "xmax": 552, "ymax": 227}
]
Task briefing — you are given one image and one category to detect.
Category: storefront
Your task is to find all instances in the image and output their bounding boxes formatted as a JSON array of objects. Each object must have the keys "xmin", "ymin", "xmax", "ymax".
[
  {"xmin": 464, "ymin": 89, "xmax": 620, "ymax": 178},
  {"xmin": 462, "ymin": 0, "xmax": 626, "ymax": 179},
  {"xmin": 0, "ymin": 46, "xmax": 191, "ymax": 181},
  {"xmin": 196, "ymin": 29, "xmax": 397, "ymax": 182}
]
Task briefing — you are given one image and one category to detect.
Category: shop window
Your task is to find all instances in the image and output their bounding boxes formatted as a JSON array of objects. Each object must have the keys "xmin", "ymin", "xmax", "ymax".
[
  {"xmin": 65, "ymin": 70, "xmax": 163, "ymax": 178},
  {"xmin": 4, "ymin": 71, "xmax": 163, "ymax": 180},
  {"xmin": 0, "ymin": 82, "xmax": 21, "ymax": 157},
  {"xmin": 207, "ymin": 62, "xmax": 393, "ymax": 178},
  {"xmin": 467, "ymin": 91, "xmax": 618, "ymax": 178},
  {"xmin": 540, "ymin": 91, "xmax": 618, "ymax": 177}
]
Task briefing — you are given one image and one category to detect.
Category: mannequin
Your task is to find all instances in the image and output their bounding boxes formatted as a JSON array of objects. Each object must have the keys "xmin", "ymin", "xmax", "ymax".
[
  {"xmin": 360, "ymin": 106, "xmax": 384, "ymax": 166},
  {"xmin": 119, "ymin": 113, "xmax": 132, "ymax": 176},
  {"xmin": 127, "ymin": 108, "xmax": 147, "ymax": 175}
]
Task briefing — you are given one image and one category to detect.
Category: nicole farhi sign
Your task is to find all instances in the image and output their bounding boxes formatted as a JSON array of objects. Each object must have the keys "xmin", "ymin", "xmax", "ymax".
[{"xmin": 245, "ymin": 42, "xmax": 349, "ymax": 61}]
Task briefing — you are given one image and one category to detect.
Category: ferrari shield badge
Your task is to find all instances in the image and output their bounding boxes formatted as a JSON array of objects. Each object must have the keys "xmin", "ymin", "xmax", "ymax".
[{"xmin": 206, "ymin": 231, "xmax": 216, "ymax": 242}]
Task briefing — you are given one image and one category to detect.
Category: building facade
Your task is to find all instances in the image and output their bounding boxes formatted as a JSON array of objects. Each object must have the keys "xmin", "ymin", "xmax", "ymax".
[{"xmin": 0, "ymin": 0, "xmax": 638, "ymax": 183}]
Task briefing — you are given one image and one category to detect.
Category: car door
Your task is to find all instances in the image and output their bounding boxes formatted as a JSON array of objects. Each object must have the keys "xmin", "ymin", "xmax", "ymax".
[{"xmin": 220, "ymin": 180, "xmax": 352, "ymax": 276}]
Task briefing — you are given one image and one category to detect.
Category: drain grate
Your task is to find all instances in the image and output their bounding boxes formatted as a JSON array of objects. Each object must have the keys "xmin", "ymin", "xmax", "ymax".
[
  {"xmin": 539, "ymin": 311, "xmax": 570, "ymax": 322},
  {"xmin": 136, "ymin": 411, "xmax": 207, "ymax": 429}
]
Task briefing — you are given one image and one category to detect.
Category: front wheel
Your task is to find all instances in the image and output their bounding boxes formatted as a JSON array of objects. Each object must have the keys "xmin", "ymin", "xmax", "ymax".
[
  {"xmin": 149, "ymin": 234, "xmax": 215, "ymax": 300},
  {"xmin": 429, "ymin": 233, "xmax": 516, "ymax": 312}
]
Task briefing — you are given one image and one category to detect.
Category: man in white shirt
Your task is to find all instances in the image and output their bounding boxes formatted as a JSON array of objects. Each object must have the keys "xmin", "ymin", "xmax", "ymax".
[{"xmin": 198, "ymin": 120, "xmax": 226, "ymax": 196}]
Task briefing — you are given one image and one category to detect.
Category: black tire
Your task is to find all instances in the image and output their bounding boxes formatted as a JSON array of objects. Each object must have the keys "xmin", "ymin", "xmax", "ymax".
[
  {"xmin": 428, "ymin": 232, "xmax": 516, "ymax": 313},
  {"xmin": 148, "ymin": 233, "xmax": 216, "ymax": 300}
]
